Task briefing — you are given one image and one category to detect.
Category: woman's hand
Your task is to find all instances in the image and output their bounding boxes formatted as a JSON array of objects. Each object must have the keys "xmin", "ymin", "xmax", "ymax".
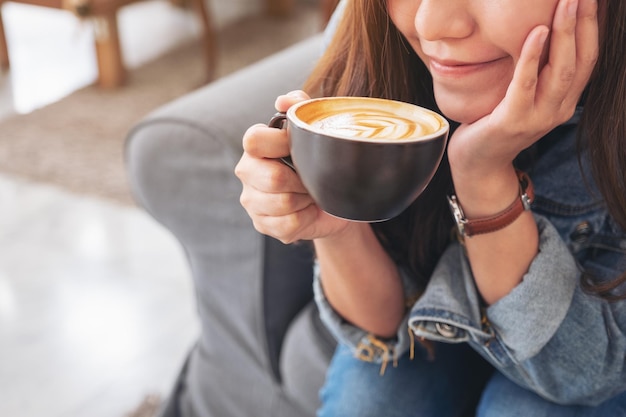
[
  {"xmin": 444, "ymin": 0, "xmax": 598, "ymax": 304},
  {"xmin": 235, "ymin": 90, "xmax": 351, "ymax": 244},
  {"xmin": 447, "ymin": 0, "xmax": 598, "ymax": 180},
  {"xmin": 237, "ymin": 91, "xmax": 404, "ymax": 335}
]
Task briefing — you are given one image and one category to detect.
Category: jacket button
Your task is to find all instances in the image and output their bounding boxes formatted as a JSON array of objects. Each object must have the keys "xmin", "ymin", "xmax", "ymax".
[
  {"xmin": 570, "ymin": 221, "xmax": 593, "ymax": 243},
  {"xmin": 435, "ymin": 322, "xmax": 457, "ymax": 338}
]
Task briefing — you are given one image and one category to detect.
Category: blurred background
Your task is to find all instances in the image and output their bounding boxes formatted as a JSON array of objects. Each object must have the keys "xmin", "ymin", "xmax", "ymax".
[{"xmin": 0, "ymin": 1, "xmax": 329, "ymax": 415}]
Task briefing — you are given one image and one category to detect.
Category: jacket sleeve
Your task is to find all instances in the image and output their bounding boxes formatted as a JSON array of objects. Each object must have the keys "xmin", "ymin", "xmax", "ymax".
[
  {"xmin": 409, "ymin": 213, "xmax": 626, "ymax": 406},
  {"xmin": 313, "ymin": 262, "xmax": 421, "ymax": 371}
]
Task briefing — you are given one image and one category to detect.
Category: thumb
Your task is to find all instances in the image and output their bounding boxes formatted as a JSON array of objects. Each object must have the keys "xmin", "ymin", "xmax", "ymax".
[{"xmin": 275, "ymin": 90, "xmax": 311, "ymax": 113}]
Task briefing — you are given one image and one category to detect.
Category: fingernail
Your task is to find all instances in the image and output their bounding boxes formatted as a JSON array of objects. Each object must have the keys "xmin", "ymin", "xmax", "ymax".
[
  {"xmin": 287, "ymin": 90, "xmax": 306, "ymax": 98},
  {"xmin": 539, "ymin": 28, "xmax": 549, "ymax": 45}
]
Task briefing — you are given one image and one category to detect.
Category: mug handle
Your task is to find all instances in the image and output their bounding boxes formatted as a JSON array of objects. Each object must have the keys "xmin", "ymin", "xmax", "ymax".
[{"xmin": 268, "ymin": 112, "xmax": 296, "ymax": 171}]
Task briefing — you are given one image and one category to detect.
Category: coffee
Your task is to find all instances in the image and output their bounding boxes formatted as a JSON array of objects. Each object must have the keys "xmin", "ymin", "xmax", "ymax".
[
  {"xmin": 294, "ymin": 97, "xmax": 444, "ymax": 141},
  {"xmin": 270, "ymin": 96, "xmax": 449, "ymax": 221}
]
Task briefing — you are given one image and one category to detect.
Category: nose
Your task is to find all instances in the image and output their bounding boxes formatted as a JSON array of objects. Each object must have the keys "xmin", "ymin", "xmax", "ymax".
[{"xmin": 415, "ymin": 0, "xmax": 475, "ymax": 41}]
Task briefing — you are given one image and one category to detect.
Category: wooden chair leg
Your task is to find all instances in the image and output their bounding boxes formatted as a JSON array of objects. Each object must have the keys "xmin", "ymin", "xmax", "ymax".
[
  {"xmin": 92, "ymin": 14, "xmax": 125, "ymax": 88},
  {"xmin": 189, "ymin": 0, "xmax": 217, "ymax": 83},
  {"xmin": 0, "ymin": 7, "xmax": 10, "ymax": 71}
]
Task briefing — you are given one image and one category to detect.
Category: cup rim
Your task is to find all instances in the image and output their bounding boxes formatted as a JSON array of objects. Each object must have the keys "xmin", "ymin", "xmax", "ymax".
[{"xmin": 286, "ymin": 96, "xmax": 450, "ymax": 144}]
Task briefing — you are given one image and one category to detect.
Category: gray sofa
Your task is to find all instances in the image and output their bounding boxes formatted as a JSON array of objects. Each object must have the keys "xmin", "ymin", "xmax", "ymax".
[{"xmin": 125, "ymin": 34, "xmax": 337, "ymax": 417}]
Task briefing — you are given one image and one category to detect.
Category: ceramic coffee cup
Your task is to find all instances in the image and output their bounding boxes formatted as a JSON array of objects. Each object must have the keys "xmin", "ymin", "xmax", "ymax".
[{"xmin": 269, "ymin": 96, "xmax": 449, "ymax": 222}]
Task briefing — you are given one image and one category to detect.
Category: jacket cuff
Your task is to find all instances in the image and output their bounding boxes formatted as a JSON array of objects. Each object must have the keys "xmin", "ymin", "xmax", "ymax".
[
  {"xmin": 485, "ymin": 214, "xmax": 578, "ymax": 360},
  {"xmin": 312, "ymin": 262, "xmax": 418, "ymax": 368},
  {"xmin": 410, "ymin": 214, "xmax": 578, "ymax": 363}
]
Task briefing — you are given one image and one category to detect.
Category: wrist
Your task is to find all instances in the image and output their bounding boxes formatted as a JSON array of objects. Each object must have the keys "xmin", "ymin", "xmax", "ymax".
[
  {"xmin": 314, "ymin": 222, "xmax": 374, "ymax": 253},
  {"xmin": 450, "ymin": 165, "xmax": 520, "ymax": 219},
  {"xmin": 448, "ymin": 169, "xmax": 534, "ymax": 239}
]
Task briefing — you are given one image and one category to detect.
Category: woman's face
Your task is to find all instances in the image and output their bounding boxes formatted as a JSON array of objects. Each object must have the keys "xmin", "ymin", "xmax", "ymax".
[{"xmin": 387, "ymin": 0, "xmax": 559, "ymax": 123}]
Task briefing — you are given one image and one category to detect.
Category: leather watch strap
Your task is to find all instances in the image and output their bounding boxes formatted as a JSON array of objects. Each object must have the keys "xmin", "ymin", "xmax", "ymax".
[{"xmin": 448, "ymin": 170, "xmax": 535, "ymax": 239}]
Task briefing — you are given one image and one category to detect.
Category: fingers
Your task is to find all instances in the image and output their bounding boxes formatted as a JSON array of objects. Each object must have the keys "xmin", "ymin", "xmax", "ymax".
[
  {"xmin": 539, "ymin": 0, "xmax": 598, "ymax": 113},
  {"xmin": 250, "ymin": 204, "xmax": 320, "ymax": 244},
  {"xmin": 243, "ymin": 90, "xmax": 312, "ymax": 159},
  {"xmin": 235, "ymin": 151, "xmax": 308, "ymax": 195},
  {"xmin": 240, "ymin": 186, "xmax": 314, "ymax": 217},
  {"xmin": 236, "ymin": 142, "xmax": 318, "ymax": 243},
  {"xmin": 236, "ymin": 89, "xmax": 319, "ymax": 243},
  {"xmin": 573, "ymin": 0, "xmax": 599, "ymax": 89},
  {"xmin": 243, "ymin": 123, "xmax": 291, "ymax": 159},
  {"xmin": 506, "ymin": 0, "xmax": 598, "ymax": 126},
  {"xmin": 237, "ymin": 152, "xmax": 320, "ymax": 243},
  {"xmin": 540, "ymin": 0, "xmax": 579, "ymax": 107},
  {"xmin": 505, "ymin": 25, "xmax": 550, "ymax": 117},
  {"xmin": 275, "ymin": 90, "xmax": 311, "ymax": 113}
]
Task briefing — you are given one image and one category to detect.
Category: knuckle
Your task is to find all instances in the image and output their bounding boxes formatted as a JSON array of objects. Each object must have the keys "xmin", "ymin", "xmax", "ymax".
[
  {"xmin": 266, "ymin": 166, "xmax": 290, "ymax": 189},
  {"xmin": 501, "ymin": 123, "xmax": 524, "ymax": 138},
  {"xmin": 238, "ymin": 191, "xmax": 250, "ymax": 209},
  {"xmin": 239, "ymin": 191, "xmax": 255, "ymax": 213},
  {"xmin": 558, "ymin": 66, "xmax": 576, "ymax": 84},
  {"xmin": 251, "ymin": 218, "xmax": 269, "ymax": 237},
  {"xmin": 276, "ymin": 192, "xmax": 298, "ymax": 209},
  {"xmin": 281, "ymin": 213, "xmax": 304, "ymax": 241},
  {"xmin": 520, "ymin": 75, "xmax": 538, "ymax": 91},
  {"xmin": 277, "ymin": 231, "xmax": 298, "ymax": 245},
  {"xmin": 583, "ymin": 1, "xmax": 598, "ymax": 21},
  {"xmin": 282, "ymin": 213, "xmax": 301, "ymax": 233},
  {"xmin": 233, "ymin": 160, "xmax": 245, "ymax": 179},
  {"xmin": 261, "ymin": 217, "xmax": 298, "ymax": 244},
  {"xmin": 580, "ymin": 51, "xmax": 598, "ymax": 68},
  {"xmin": 276, "ymin": 235, "xmax": 295, "ymax": 245}
]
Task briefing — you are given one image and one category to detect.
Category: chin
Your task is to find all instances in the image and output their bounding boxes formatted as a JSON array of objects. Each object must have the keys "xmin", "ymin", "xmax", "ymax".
[
  {"xmin": 434, "ymin": 87, "xmax": 502, "ymax": 125},
  {"xmin": 437, "ymin": 102, "xmax": 488, "ymax": 125}
]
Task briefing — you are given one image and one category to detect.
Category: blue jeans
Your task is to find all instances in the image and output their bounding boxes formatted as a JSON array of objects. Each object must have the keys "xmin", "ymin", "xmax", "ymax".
[
  {"xmin": 477, "ymin": 371, "xmax": 626, "ymax": 417},
  {"xmin": 317, "ymin": 342, "xmax": 493, "ymax": 417},
  {"xmin": 318, "ymin": 343, "xmax": 626, "ymax": 417}
]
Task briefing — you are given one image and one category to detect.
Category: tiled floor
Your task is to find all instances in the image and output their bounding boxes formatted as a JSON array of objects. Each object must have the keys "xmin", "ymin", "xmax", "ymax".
[
  {"xmin": 0, "ymin": 3, "xmax": 205, "ymax": 416},
  {"xmin": 0, "ymin": 176, "xmax": 198, "ymax": 417}
]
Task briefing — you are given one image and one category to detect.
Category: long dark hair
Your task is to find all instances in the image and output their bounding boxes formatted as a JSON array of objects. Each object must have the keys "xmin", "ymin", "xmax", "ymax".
[
  {"xmin": 578, "ymin": 0, "xmax": 626, "ymax": 300},
  {"xmin": 304, "ymin": 0, "xmax": 626, "ymax": 300}
]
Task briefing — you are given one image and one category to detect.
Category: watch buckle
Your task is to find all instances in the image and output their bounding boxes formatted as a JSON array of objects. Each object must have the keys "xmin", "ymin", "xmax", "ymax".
[{"xmin": 447, "ymin": 195, "xmax": 467, "ymax": 237}]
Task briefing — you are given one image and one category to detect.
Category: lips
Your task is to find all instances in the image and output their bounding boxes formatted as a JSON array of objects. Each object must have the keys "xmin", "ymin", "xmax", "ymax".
[{"xmin": 428, "ymin": 57, "xmax": 506, "ymax": 78}]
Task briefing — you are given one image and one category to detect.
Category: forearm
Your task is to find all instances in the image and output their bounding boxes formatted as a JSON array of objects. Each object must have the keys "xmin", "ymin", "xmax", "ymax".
[
  {"xmin": 314, "ymin": 222, "xmax": 405, "ymax": 338},
  {"xmin": 451, "ymin": 165, "xmax": 539, "ymax": 304}
]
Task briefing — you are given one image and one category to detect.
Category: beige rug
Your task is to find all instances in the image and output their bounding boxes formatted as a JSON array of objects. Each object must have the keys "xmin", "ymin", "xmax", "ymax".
[{"xmin": 0, "ymin": 3, "xmax": 320, "ymax": 206}]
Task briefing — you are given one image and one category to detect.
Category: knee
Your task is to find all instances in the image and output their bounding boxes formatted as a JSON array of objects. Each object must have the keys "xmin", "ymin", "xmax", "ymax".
[
  {"xmin": 477, "ymin": 372, "xmax": 524, "ymax": 417},
  {"xmin": 477, "ymin": 372, "xmax": 559, "ymax": 417},
  {"xmin": 317, "ymin": 347, "xmax": 392, "ymax": 417}
]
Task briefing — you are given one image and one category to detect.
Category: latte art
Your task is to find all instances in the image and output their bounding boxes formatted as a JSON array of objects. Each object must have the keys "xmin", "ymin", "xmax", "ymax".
[
  {"xmin": 310, "ymin": 110, "xmax": 432, "ymax": 140},
  {"xmin": 306, "ymin": 106, "xmax": 441, "ymax": 140}
]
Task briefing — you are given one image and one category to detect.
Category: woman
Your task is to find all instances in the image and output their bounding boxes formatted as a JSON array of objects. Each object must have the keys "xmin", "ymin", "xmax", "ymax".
[{"xmin": 235, "ymin": 0, "xmax": 626, "ymax": 415}]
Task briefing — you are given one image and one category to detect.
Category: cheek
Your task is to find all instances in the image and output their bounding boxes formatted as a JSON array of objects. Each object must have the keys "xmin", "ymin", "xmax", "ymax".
[
  {"xmin": 491, "ymin": 2, "xmax": 558, "ymax": 62},
  {"xmin": 387, "ymin": 0, "xmax": 420, "ymax": 42},
  {"xmin": 387, "ymin": 2, "xmax": 428, "ymax": 69}
]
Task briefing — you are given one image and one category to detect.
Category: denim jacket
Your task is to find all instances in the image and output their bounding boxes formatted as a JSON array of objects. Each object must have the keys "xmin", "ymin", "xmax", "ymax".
[{"xmin": 314, "ymin": 108, "xmax": 626, "ymax": 406}]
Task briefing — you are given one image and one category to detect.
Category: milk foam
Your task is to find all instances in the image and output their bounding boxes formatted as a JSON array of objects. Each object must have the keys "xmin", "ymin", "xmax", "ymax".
[{"xmin": 309, "ymin": 110, "xmax": 436, "ymax": 140}]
